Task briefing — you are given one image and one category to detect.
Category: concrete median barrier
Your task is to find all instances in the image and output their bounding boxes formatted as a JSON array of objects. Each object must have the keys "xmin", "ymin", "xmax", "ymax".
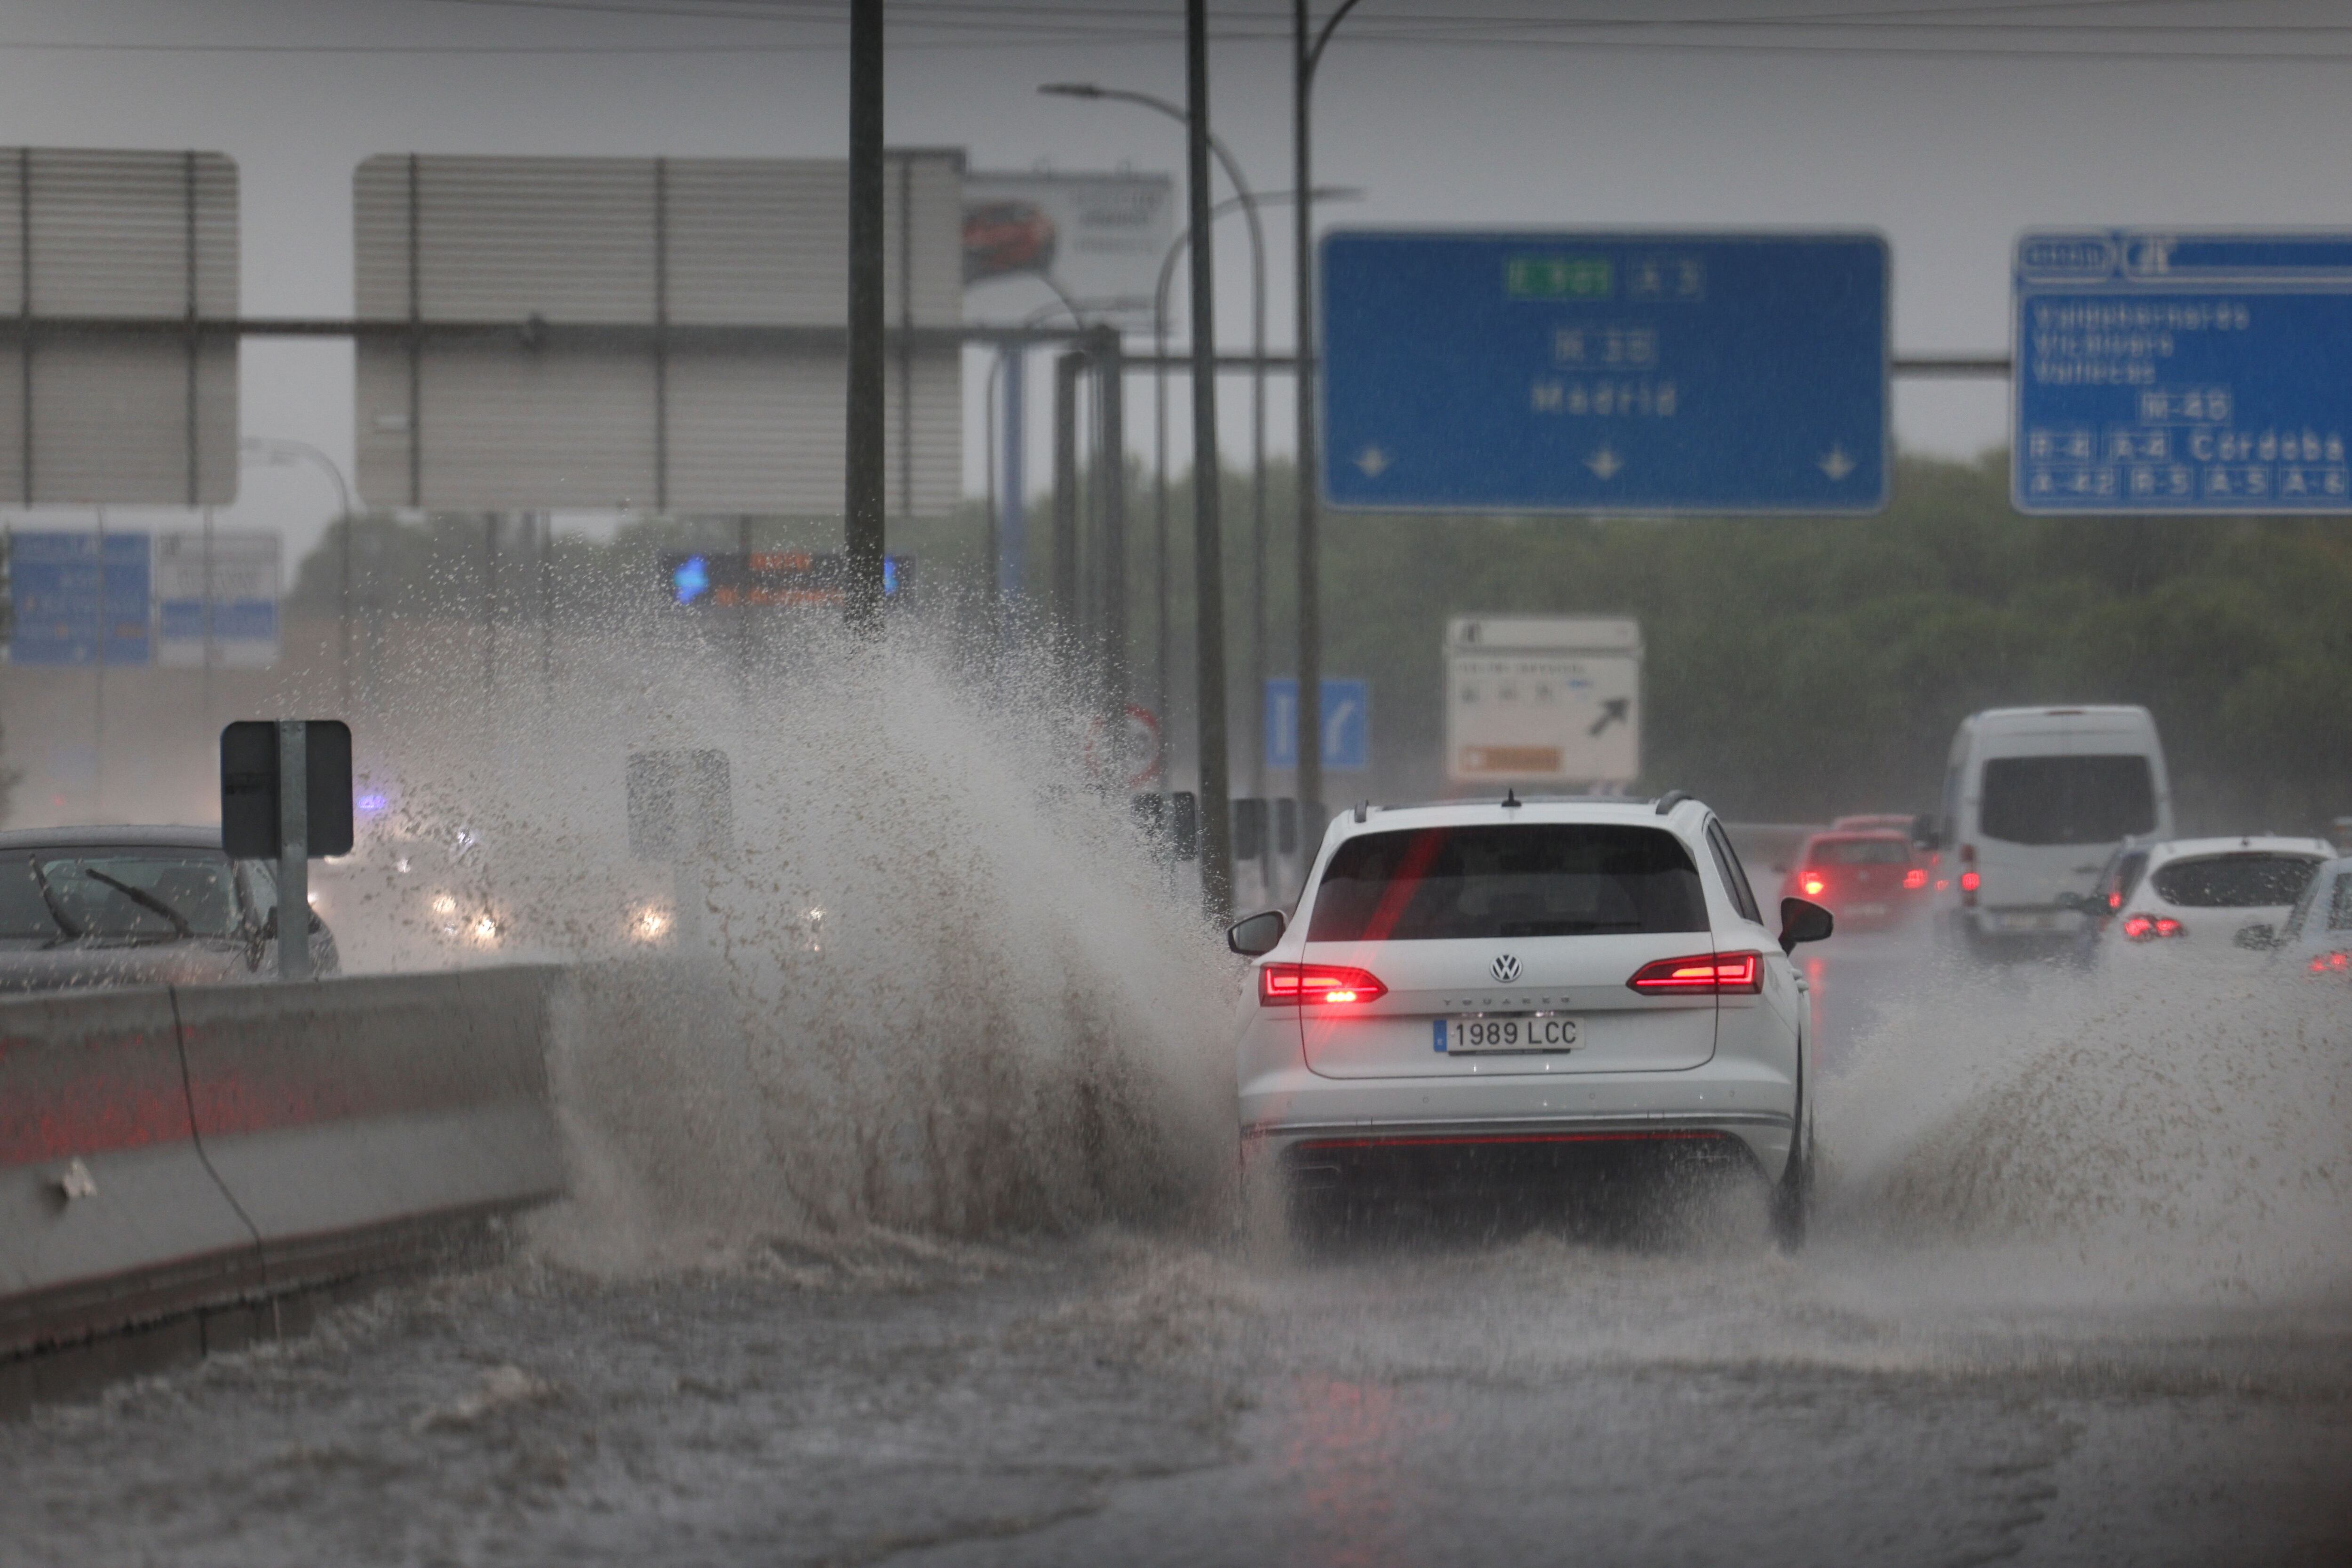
[
  {"xmin": 176, "ymin": 967, "xmax": 564, "ymax": 1289},
  {"xmin": 0, "ymin": 966, "xmax": 565, "ymax": 1388},
  {"xmin": 0, "ymin": 987, "xmax": 264, "ymax": 1360}
]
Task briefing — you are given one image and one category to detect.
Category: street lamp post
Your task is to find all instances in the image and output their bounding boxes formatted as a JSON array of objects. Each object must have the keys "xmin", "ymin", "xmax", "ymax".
[
  {"xmin": 242, "ymin": 436, "xmax": 355, "ymax": 715},
  {"xmin": 1040, "ymin": 80, "xmax": 1270, "ymax": 792},
  {"xmin": 1295, "ymin": 0, "xmax": 1366, "ymax": 843},
  {"xmin": 1148, "ymin": 187, "xmax": 1360, "ymax": 798}
]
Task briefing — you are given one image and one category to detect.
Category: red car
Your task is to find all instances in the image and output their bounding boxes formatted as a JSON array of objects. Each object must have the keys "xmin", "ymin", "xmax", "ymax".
[{"xmin": 1780, "ymin": 831, "xmax": 1928, "ymax": 931}]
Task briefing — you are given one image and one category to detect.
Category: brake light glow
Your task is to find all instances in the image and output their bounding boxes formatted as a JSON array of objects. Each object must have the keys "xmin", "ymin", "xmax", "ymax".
[
  {"xmin": 1627, "ymin": 951, "xmax": 1764, "ymax": 995},
  {"xmin": 1259, "ymin": 963, "xmax": 1388, "ymax": 1006},
  {"xmin": 2106, "ymin": 890, "xmax": 2124, "ymax": 912},
  {"xmin": 1800, "ymin": 873, "xmax": 1826, "ymax": 897},
  {"xmin": 2310, "ymin": 951, "xmax": 2350, "ymax": 975},
  {"xmin": 1902, "ymin": 868, "xmax": 1928, "ymax": 891},
  {"xmin": 2122, "ymin": 913, "xmax": 2185, "ymax": 942}
]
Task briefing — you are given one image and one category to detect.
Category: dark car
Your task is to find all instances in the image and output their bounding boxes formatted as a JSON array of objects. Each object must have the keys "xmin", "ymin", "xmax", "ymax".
[
  {"xmin": 0, "ymin": 825, "xmax": 337, "ymax": 993},
  {"xmin": 1779, "ymin": 830, "xmax": 1926, "ymax": 932}
]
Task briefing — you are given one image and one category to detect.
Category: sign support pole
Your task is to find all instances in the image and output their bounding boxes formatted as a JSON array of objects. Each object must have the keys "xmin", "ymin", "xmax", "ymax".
[
  {"xmin": 276, "ymin": 717, "xmax": 310, "ymax": 981},
  {"xmin": 843, "ymin": 0, "xmax": 887, "ymax": 629},
  {"xmin": 1187, "ymin": 0, "xmax": 1232, "ymax": 921}
]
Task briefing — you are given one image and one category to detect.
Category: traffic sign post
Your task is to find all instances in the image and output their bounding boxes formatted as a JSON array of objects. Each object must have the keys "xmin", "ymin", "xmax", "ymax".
[
  {"xmin": 1321, "ymin": 231, "xmax": 1888, "ymax": 513},
  {"xmin": 1264, "ymin": 677, "xmax": 1369, "ymax": 772},
  {"xmin": 1445, "ymin": 617, "xmax": 1641, "ymax": 788},
  {"xmin": 2015, "ymin": 231, "xmax": 2352, "ymax": 513},
  {"xmin": 220, "ymin": 719, "xmax": 354, "ymax": 982}
]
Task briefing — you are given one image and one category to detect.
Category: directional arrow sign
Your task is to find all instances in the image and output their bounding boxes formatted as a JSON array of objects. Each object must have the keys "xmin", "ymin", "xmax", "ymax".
[
  {"xmin": 1588, "ymin": 697, "xmax": 1630, "ymax": 737},
  {"xmin": 1322, "ymin": 231, "xmax": 1888, "ymax": 514}
]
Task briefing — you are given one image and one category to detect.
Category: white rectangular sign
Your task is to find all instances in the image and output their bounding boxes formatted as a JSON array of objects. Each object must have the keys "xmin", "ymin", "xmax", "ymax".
[
  {"xmin": 1446, "ymin": 615, "xmax": 1642, "ymax": 786},
  {"xmin": 154, "ymin": 529, "xmax": 278, "ymax": 668},
  {"xmin": 963, "ymin": 170, "xmax": 1176, "ymax": 331},
  {"xmin": 353, "ymin": 152, "xmax": 963, "ymax": 516}
]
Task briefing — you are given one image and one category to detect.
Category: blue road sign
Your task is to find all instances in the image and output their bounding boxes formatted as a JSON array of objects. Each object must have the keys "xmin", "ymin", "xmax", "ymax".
[
  {"xmin": 7, "ymin": 531, "xmax": 151, "ymax": 667},
  {"xmin": 1265, "ymin": 678, "xmax": 1370, "ymax": 772},
  {"xmin": 1320, "ymin": 231, "xmax": 1888, "ymax": 514},
  {"xmin": 2015, "ymin": 231, "xmax": 2352, "ymax": 513}
]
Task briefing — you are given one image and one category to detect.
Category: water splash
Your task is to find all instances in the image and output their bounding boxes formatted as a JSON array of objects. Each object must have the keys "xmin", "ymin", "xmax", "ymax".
[{"xmin": 326, "ymin": 602, "xmax": 1238, "ymax": 1270}]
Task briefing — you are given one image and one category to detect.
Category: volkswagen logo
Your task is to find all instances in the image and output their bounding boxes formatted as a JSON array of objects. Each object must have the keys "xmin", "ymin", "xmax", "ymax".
[{"xmin": 1491, "ymin": 954, "xmax": 1521, "ymax": 983}]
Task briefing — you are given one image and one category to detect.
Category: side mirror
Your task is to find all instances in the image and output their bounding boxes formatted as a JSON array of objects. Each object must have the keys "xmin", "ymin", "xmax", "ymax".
[
  {"xmin": 1778, "ymin": 896, "xmax": 1834, "ymax": 954},
  {"xmin": 2233, "ymin": 922, "xmax": 2279, "ymax": 952},
  {"xmin": 1227, "ymin": 909, "xmax": 1286, "ymax": 957}
]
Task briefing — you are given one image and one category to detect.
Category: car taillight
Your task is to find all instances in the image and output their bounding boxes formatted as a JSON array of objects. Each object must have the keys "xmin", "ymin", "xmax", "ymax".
[
  {"xmin": 1902, "ymin": 868, "xmax": 1928, "ymax": 890},
  {"xmin": 2106, "ymin": 890, "xmax": 2123, "ymax": 912},
  {"xmin": 1959, "ymin": 869, "xmax": 1980, "ymax": 891},
  {"xmin": 1627, "ymin": 951, "xmax": 1764, "ymax": 995},
  {"xmin": 2309, "ymin": 951, "xmax": 2350, "ymax": 975},
  {"xmin": 1259, "ymin": 963, "xmax": 1388, "ymax": 1006},
  {"xmin": 2122, "ymin": 913, "xmax": 2185, "ymax": 942},
  {"xmin": 1800, "ymin": 872, "xmax": 1826, "ymax": 897}
]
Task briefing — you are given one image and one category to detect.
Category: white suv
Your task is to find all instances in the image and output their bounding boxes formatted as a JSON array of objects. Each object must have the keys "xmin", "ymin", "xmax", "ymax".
[{"xmin": 1228, "ymin": 794, "xmax": 1830, "ymax": 1246}]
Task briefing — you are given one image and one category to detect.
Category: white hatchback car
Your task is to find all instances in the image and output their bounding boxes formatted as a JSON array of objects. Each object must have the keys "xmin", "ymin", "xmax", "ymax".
[
  {"xmin": 2079, "ymin": 835, "xmax": 2335, "ymax": 967},
  {"xmin": 1229, "ymin": 794, "xmax": 1831, "ymax": 1245}
]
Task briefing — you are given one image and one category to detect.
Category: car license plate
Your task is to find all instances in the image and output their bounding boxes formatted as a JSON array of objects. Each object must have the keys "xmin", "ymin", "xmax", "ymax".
[
  {"xmin": 1441, "ymin": 1014, "xmax": 1580, "ymax": 1053},
  {"xmin": 1850, "ymin": 902, "xmax": 1888, "ymax": 918}
]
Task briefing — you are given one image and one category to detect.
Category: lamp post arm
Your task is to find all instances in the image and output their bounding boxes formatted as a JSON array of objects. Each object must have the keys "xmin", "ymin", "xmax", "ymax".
[{"xmin": 1306, "ymin": 0, "xmax": 1367, "ymax": 80}]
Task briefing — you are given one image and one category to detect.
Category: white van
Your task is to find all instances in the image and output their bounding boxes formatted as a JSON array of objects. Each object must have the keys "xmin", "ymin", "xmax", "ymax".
[{"xmin": 1936, "ymin": 706, "xmax": 2173, "ymax": 955}]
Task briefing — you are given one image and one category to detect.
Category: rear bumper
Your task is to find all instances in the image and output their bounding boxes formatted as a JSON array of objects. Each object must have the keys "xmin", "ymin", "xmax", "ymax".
[{"xmin": 1240, "ymin": 1064, "xmax": 1797, "ymax": 1180}]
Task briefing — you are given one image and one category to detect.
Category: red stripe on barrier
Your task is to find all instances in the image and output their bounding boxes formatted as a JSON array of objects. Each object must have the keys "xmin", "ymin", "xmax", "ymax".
[{"xmin": 0, "ymin": 1026, "xmax": 197, "ymax": 1166}]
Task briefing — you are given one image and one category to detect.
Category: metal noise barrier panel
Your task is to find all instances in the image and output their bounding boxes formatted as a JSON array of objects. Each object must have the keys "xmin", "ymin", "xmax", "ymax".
[{"xmin": 0, "ymin": 967, "xmax": 565, "ymax": 1363}]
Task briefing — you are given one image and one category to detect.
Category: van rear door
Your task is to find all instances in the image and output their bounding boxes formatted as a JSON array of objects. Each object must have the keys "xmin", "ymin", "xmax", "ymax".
[{"xmin": 1972, "ymin": 720, "xmax": 2165, "ymax": 922}]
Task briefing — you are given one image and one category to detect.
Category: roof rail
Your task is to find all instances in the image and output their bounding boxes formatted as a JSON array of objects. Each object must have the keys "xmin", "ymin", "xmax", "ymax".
[{"xmin": 1653, "ymin": 789, "xmax": 1693, "ymax": 815}]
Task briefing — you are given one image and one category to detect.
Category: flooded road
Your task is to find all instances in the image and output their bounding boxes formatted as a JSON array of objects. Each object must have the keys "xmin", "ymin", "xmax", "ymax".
[
  {"xmin": 3, "ymin": 1228, "xmax": 2346, "ymax": 1567},
  {"xmin": 5, "ymin": 924, "xmax": 2350, "ymax": 1567}
]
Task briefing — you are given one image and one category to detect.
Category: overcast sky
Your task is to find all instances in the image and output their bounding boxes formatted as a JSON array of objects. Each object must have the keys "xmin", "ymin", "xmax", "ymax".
[{"xmin": 4, "ymin": 0, "xmax": 2351, "ymax": 559}]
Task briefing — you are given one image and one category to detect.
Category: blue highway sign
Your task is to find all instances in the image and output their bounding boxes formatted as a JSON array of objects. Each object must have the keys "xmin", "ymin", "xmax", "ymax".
[
  {"xmin": 2016, "ymin": 231, "xmax": 2352, "ymax": 513},
  {"xmin": 1320, "ymin": 231, "xmax": 1888, "ymax": 514},
  {"xmin": 1264, "ymin": 678, "xmax": 1370, "ymax": 772},
  {"xmin": 7, "ymin": 531, "xmax": 151, "ymax": 667}
]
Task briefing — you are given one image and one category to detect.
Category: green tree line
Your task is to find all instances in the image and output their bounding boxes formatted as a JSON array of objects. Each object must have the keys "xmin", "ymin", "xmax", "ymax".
[{"xmin": 291, "ymin": 452, "xmax": 2352, "ymax": 832}]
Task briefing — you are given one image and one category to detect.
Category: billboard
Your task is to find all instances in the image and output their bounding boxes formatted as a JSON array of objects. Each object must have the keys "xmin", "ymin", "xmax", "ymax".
[
  {"xmin": 353, "ymin": 152, "xmax": 964, "ymax": 516},
  {"xmin": 963, "ymin": 171, "xmax": 1176, "ymax": 330},
  {"xmin": 0, "ymin": 149, "xmax": 238, "ymax": 506}
]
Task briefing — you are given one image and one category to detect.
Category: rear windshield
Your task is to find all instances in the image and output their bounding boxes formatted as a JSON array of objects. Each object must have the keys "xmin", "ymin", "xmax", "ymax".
[
  {"xmin": 1814, "ymin": 837, "xmax": 1911, "ymax": 865},
  {"xmin": 2148, "ymin": 853, "xmax": 2320, "ymax": 909},
  {"xmin": 1979, "ymin": 755, "xmax": 2157, "ymax": 846},
  {"xmin": 1306, "ymin": 825, "xmax": 1707, "ymax": 942}
]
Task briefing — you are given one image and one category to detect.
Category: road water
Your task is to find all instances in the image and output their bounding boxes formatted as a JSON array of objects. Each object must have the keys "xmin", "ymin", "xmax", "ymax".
[{"xmin": 6, "ymin": 621, "xmax": 2349, "ymax": 1564}]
